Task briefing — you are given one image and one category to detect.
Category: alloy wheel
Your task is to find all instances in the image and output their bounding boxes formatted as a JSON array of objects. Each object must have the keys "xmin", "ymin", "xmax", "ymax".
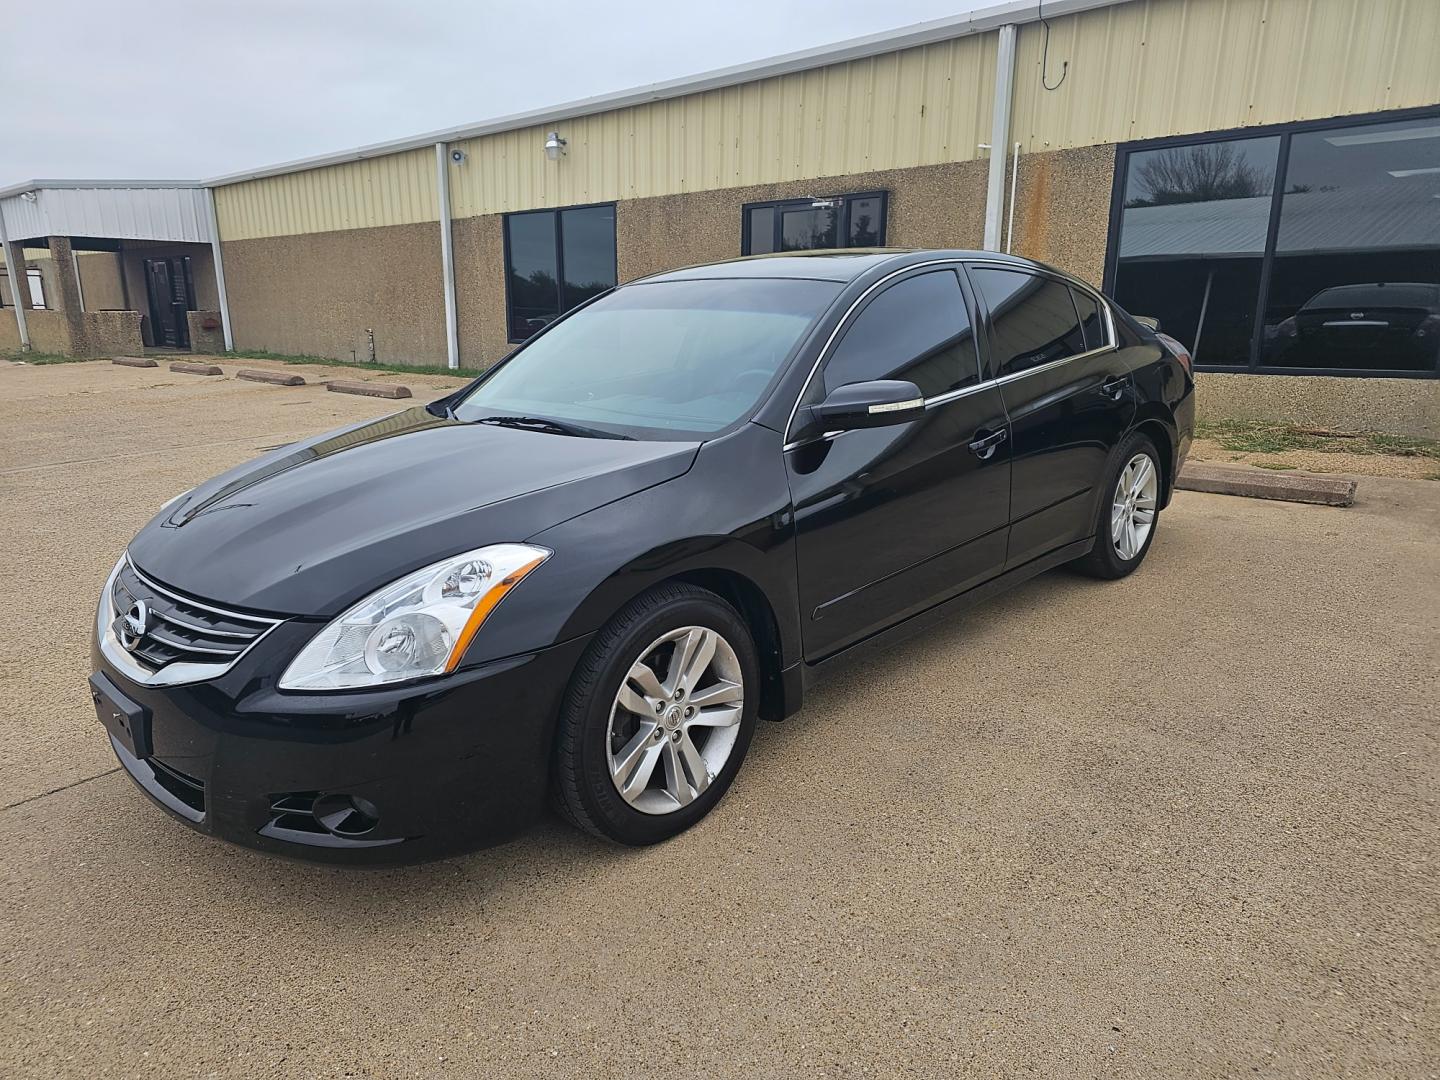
[
  {"xmin": 1111, "ymin": 452, "xmax": 1158, "ymax": 560},
  {"xmin": 605, "ymin": 626, "xmax": 744, "ymax": 815}
]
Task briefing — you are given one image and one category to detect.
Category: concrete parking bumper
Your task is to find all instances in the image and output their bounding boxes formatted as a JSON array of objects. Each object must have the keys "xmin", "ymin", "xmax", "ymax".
[{"xmin": 1177, "ymin": 462, "xmax": 1357, "ymax": 506}]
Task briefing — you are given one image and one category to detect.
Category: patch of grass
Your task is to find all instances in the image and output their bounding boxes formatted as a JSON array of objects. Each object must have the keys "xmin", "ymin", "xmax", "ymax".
[
  {"xmin": 1252, "ymin": 461, "xmax": 1298, "ymax": 471},
  {"xmin": 220, "ymin": 349, "xmax": 485, "ymax": 380},
  {"xmin": 1, "ymin": 349, "xmax": 97, "ymax": 365},
  {"xmin": 1197, "ymin": 418, "xmax": 1440, "ymax": 459}
]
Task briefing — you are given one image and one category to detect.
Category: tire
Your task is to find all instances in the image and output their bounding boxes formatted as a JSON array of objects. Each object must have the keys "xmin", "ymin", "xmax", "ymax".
[
  {"xmin": 552, "ymin": 582, "xmax": 759, "ymax": 845},
  {"xmin": 1071, "ymin": 432, "xmax": 1162, "ymax": 580}
]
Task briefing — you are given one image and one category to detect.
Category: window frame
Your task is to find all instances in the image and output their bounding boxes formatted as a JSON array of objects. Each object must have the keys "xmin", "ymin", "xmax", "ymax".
[
  {"xmin": 741, "ymin": 191, "xmax": 889, "ymax": 256},
  {"xmin": 1103, "ymin": 104, "xmax": 1440, "ymax": 379},
  {"xmin": 502, "ymin": 201, "xmax": 618, "ymax": 345}
]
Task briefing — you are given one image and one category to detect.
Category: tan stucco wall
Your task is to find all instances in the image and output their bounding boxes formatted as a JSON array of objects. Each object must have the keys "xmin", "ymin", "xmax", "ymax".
[
  {"xmin": 451, "ymin": 214, "xmax": 508, "ymax": 370},
  {"xmin": 223, "ymin": 221, "xmax": 447, "ymax": 366},
  {"xmin": 1007, "ymin": 143, "xmax": 1116, "ymax": 287},
  {"xmin": 25, "ymin": 310, "xmax": 73, "ymax": 354},
  {"xmin": 76, "ymin": 253, "xmax": 127, "ymax": 310},
  {"xmin": 76, "ymin": 311, "xmax": 144, "ymax": 357},
  {"xmin": 617, "ymin": 159, "xmax": 991, "ymax": 283},
  {"xmin": 0, "ymin": 311, "xmax": 22, "ymax": 351},
  {"xmin": 1196, "ymin": 372, "xmax": 1440, "ymax": 439}
]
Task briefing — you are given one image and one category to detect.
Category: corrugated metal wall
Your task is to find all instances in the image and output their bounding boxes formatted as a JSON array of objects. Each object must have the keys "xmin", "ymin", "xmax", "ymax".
[
  {"xmin": 446, "ymin": 36, "xmax": 997, "ymax": 217},
  {"xmin": 211, "ymin": 0, "xmax": 1440, "ymax": 239},
  {"xmin": 214, "ymin": 147, "xmax": 439, "ymax": 241},
  {"xmin": 1012, "ymin": 0, "xmax": 1440, "ymax": 151}
]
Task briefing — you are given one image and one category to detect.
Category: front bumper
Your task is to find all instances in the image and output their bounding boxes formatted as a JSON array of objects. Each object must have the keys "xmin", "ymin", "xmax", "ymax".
[{"xmin": 91, "ymin": 625, "xmax": 592, "ymax": 865}]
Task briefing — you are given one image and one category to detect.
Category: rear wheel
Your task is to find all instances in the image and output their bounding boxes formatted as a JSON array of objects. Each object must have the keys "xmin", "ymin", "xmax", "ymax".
[
  {"xmin": 552, "ymin": 583, "xmax": 758, "ymax": 845},
  {"xmin": 1072, "ymin": 432, "xmax": 1161, "ymax": 580}
]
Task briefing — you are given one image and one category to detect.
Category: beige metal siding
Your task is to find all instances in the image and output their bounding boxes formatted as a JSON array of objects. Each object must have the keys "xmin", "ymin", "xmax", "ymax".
[
  {"xmin": 213, "ymin": 148, "xmax": 438, "ymax": 240},
  {"xmin": 446, "ymin": 35, "xmax": 996, "ymax": 217},
  {"xmin": 1011, "ymin": 0, "xmax": 1440, "ymax": 152}
]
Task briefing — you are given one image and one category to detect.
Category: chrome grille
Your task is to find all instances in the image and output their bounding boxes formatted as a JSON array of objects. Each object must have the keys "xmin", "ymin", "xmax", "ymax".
[{"xmin": 110, "ymin": 560, "xmax": 280, "ymax": 673}]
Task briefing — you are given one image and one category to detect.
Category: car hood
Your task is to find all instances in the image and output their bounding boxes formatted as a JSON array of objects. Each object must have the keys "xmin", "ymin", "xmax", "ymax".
[{"xmin": 127, "ymin": 406, "xmax": 698, "ymax": 616}]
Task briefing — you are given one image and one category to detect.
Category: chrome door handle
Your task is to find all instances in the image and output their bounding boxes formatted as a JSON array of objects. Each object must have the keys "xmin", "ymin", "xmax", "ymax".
[
  {"xmin": 968, "ymin": 428, "xmax": 1007, "ymax": 460},
  {"xmin": 1100, "ymin": 376, "xmax": 1128, "ymax": 400}
]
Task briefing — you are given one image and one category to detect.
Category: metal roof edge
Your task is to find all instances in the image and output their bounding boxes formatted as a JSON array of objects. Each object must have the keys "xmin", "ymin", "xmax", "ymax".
[
  {"xmin": 201, "ymin": 0, "xmax": 1123, "ymax": 187},
  {"xmin": 0, "ymin": 178, "xmax": 205, "ymax": 200}
]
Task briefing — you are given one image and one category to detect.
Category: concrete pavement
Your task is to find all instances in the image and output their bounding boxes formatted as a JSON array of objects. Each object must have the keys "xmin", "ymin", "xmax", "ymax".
[{"xmin": 1, "ymin": 360, "xmax": 1436, "ymax": 1078}]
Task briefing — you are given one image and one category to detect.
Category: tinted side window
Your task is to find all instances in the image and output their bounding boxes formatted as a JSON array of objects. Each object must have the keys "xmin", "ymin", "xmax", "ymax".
[
  {"xmin": 823, "ymin": 270, "xmax": 979, "ymax": 398},
  {"xmin": 970, "ymin": 268, "xmax": 1087, "ymax": 377},
  {"xmin": 1071, "ymin": 288, "xmax": 1106, "ymax": 351}
]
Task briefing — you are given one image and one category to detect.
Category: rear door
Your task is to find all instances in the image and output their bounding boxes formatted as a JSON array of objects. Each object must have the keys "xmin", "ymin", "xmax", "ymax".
[
  {"xmin": 786, "ymin": 266, "xmax": 1010, "ymax": 659},
  {"xmin": 966, "ymin": 265, "xmax": 1134, "ymax": 569}
]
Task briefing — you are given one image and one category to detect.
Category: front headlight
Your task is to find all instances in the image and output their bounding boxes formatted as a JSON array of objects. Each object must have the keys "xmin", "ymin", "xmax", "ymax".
[{"xmin": 278, "ymin": 543, "xmax": 550, "ymax": 691}]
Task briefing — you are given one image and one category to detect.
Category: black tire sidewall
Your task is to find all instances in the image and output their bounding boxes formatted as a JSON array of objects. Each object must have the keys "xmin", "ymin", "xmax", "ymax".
[{"xmin": 564, "ymin": 590, "xmax": 759, "ymax": 845}]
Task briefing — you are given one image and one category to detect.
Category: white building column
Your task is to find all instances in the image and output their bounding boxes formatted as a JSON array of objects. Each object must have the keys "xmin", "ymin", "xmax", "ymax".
[
  {"xmin": 203, "ymin": 188, "xmax": 235, "ymax": 351},
  {"xmin": 436, "ymin": 142, "xmax": 460, "ymax": 370},
  {"xmin": 0, "ymin": 208, "xmax": 31, "ymax": 349},
  {"xmin": 982, "ymin": 23, "xmax": 1018, "ymax": 252}
]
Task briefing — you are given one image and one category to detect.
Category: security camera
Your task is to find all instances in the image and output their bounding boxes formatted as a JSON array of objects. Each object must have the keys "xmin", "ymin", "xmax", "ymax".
[{"xmin": 450, "ymin": 149, "xmax": 467, "ymax": 165}]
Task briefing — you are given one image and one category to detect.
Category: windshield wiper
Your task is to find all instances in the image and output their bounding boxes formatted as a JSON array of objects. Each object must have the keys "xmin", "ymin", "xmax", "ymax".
[{"xmin": 475, "ymin": 415, "xmax": 633, "ymax": 440}]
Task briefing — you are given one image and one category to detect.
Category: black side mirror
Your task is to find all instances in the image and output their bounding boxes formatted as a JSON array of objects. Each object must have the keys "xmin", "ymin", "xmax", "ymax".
[
  {"xmin": 1134, "ymin": 315, "xmax": 1162, "ymax": 332},
  {"xmin": 810, "ymin": 379, "xmax": 926, "ymax": 432}
]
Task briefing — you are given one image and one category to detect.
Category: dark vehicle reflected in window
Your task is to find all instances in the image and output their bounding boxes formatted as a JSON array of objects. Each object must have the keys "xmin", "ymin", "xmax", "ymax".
[{"xmin": 1268, "ymin": 283, "xmax": 1440, "ymax": 371}]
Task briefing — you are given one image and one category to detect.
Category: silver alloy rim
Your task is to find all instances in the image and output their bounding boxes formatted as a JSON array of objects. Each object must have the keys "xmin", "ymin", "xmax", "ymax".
[
  {"xmin": 1111, "ymin": 452, "xmax": 1158, "ymax": 561},
  {"xmin": 605, "ymin": 626, "xmax": 744, "ymax": 815}
]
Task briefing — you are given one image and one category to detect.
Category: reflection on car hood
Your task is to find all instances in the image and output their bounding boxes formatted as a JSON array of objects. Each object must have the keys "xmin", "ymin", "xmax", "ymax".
[{"xmin": 127, "ymin": 406, "xmax": 698, "ymax": 616}]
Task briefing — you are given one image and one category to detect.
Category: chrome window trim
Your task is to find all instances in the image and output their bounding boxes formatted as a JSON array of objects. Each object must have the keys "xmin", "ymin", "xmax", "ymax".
[
  {"xmin": 782, "ymin": 259, "xmax": 1119, "ymax": 451},
  {"xmin": 98, "ymin": 555, "xmax": 285, "ymax": 688}
]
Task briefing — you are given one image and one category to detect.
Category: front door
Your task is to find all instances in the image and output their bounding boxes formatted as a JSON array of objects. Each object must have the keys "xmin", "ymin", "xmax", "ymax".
[
  {"xmin": 144, "ymin": 257, "xmax": 195, "ymax": 349},
  {"xmin": 966, "ymin": 265, "xmax": 1136, "ymax": 569},
  {"xmin": 786, "ymin": 267, "xmax": 1012, "ymax": 660}
]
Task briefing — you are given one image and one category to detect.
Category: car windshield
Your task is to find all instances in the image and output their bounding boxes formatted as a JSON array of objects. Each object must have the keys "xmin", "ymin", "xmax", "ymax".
[{"xmin": 454, "ymin": 278, "xmax": 841, "ymax": 439}]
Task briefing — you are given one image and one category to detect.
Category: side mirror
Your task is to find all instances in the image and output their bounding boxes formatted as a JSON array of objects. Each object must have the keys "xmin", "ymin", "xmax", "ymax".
[
  {"xmin": 811, "ymin": 379, "xmax": 926, "ymax": 432},
  {"xmin": 1133, "ymin": 315, "xmax": 1162, "ymax": 332}
]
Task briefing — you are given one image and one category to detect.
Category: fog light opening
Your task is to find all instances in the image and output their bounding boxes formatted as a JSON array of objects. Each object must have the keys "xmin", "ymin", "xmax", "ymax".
[{"xmin": 312, "ymin": 793, "xmax": 380, "ymax": 837}]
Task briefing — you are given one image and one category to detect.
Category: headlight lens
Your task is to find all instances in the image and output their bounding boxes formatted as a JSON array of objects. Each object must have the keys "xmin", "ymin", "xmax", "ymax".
[{"xmin": 278, "ymin": 543, "xmax": 550, "ymax": 690}]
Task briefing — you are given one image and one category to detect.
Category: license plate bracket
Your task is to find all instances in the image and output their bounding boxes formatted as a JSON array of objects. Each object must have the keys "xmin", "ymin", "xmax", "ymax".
[{"xmin": 89, "ymin": 672, "xmax": 152, "ymax": 759}]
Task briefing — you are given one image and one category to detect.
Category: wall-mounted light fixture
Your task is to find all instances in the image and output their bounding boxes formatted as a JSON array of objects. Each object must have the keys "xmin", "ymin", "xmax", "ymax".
[
  {"xmin": 543, "ymin": 132, "xmax": 567, "ymax": 161},
  {"xmin": 19, "ymin": 191, "xmax": 37, "ymax": 203}
]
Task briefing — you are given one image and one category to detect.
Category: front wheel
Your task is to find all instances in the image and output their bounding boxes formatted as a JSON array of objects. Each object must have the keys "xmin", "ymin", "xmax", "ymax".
[
  {"xmin": 1072, "ymin": 433, "xmax": 1162, "ymax": 580},
  {"xmin": 552, "ymin": 583, "xmax": 758, "ymax": 845}
]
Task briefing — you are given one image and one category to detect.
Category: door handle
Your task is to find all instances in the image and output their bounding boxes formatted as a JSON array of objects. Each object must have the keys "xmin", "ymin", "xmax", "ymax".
[
  {"xmin": 1100, "ymin": 376, "xmax": 1129, "ymax": 400},
  {"xmin": 968, "ymin": 428, "xmax": 1008, "ymax": 460}
]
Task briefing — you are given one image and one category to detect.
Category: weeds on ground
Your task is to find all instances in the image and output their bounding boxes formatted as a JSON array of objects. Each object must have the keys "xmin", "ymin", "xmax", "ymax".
[
  {"xmin": 1, "ymin": 349, "xmax": 95, "ymax": 364},
  {"xmin": 220, "ymin": 349, "xmax": 485, "ymax": 380},
  {"xmin": 1196, "ymin": 419, "xmax": 1440, "ymax": 459}
]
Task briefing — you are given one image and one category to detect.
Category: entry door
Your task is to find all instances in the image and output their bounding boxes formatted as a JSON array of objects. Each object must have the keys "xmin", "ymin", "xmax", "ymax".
[
  {"xmin": 144, "ymin": 257, "xmax": 195, "ymax": 348},
  {"xmin": 966, "ymin": 266, "xmax": 1135, "ymax": 568},
  {"xmin": 786, "ymin": 267, "xmax": 1011, "ymax": 660}
]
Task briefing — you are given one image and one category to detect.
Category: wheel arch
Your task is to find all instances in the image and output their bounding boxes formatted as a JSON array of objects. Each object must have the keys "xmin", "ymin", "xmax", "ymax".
[{"xmin": 1131, "ymin": 411, "xmax": 1178, "ymax": 507}]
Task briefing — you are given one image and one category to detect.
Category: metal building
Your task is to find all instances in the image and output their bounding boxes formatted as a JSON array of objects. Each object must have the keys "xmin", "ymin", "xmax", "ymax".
[{"xmin": 3, "ymin": 0, "xmax": 1438, "ymax": 432}]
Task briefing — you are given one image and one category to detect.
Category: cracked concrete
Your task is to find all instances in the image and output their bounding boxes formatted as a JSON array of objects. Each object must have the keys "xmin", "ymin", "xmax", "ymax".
[{"xmin": 1, "ymin": 359, "xmax": 1436, "ymax": 1079}]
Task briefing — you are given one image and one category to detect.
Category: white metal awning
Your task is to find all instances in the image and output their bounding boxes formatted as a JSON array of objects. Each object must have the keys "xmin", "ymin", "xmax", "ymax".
[{"xmin": 0, "ymin": 181, "xmax": 213, "ymax": 244}]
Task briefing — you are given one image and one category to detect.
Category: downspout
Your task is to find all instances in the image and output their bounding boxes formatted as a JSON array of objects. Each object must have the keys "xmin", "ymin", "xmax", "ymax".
[
  {"xmin": 435, "ymin": 142, "xmax": 459, "ymax": 370},
  {"xmin": 203, "ymin": 188, "xmax": 234, "ymax": 351},
  {"xmin": 1005, "ymin": 141, "xmax": 1021, "ymax": 253},
  {"xmin": 0, "ymin": 205, "xmax": 30, "ymax": 350},
  {"xmin": 982, "ymin": 23, "xmax": 1017, "ymax": 252}
]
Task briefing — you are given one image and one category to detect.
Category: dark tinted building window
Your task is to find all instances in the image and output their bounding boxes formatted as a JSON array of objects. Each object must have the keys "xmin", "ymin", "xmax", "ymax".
[
  {"xmin": 970, "ymin": 268, "xmax": 1086, "ymax": 377},
  {"xmin": 743, "ymin": 192, "xmax": 888, "ymax": 255},
  {"xmin": 1111, "ymin": 134, "xmax": 1280, "ymax": 367},
  {"xmin": 504, "ymin": 204, "xmax": 616, "ymax": 342},
  {"xmin": 1262, "ymin": 117, "xmax": 1440, "ymax": 372},
  {"xmin": 823, "ymin": 270, "xmax": 977, "ymax": 398},
  {"xmin": 1108, "ymin": 110, "xmax": 1440, "ymax": 376}
]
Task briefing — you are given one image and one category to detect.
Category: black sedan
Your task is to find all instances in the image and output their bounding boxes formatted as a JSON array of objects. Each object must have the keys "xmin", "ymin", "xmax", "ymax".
[{"xmin": 91, "ymin": 250, "xmax": 1194, "ymax": 862}]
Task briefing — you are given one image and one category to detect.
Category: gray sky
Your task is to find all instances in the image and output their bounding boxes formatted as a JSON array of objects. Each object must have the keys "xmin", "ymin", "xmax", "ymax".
[{"xmin": 1, "ymin": 0, "xmax": 986, "ymax": 184}]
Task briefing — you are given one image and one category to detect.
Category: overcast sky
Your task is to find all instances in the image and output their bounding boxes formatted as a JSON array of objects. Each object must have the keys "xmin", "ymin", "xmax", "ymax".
[{"xmin": 1, "ymin": 0, "xmax": 987, "ymax": 184}]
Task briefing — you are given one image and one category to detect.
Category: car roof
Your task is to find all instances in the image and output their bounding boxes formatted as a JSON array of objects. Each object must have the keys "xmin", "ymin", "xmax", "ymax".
[{"xmin": 631, "ymin": 248, "xmax": 1041, "ymax": 285}]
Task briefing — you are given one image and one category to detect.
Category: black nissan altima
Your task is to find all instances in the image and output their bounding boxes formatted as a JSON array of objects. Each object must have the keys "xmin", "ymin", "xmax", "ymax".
[{"xmin": 91, "ymin": 250, "xmax": 1193, "ymax": 862}]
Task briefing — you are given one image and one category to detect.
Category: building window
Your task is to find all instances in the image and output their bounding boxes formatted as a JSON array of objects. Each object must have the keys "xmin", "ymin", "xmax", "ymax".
[
  {"xmin": 0, "ymin": 268, "xmax": 46, "ymax": 310},
  {"xmin": 742, "ymin": 192, "xmax": 887, "ymax": 256},
  {"xmin": 504, "ymin": 203, "xmax": 616, "ymax": 343},
  {"xmin": 1107, "ymin": 109, "xmax": 1440, "ymax": 376}
]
